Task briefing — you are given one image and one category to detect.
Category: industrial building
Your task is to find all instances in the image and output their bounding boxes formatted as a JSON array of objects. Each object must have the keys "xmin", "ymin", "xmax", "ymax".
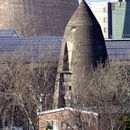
[
  {"xmin": 111, "ymin": 0, "xmax": 130, "ymax": 39},
  {"xmin": 91, "ymin": 1, "xmax": 109, "ymax": 39},
  {"xmin": 1, "ymin": 0, "xmax": 130, "ymax": 129},
  {"xmin": 0, "ymin": 0, "xmax": 78, "ymax": 36},
  {"xmin": 91, "ymin": 0, "xmax": 130, "ymax": 39}
]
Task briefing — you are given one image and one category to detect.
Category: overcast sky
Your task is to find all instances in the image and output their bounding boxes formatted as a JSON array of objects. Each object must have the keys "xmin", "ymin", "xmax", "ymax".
[
  {"xmin": 78, "ymin": 0, "xmax": 118, "ymax": 6},
  {"xmin": 83, "ymin": 0, "xmax": 118, "ymax": 2},
  {"xmin": 78, "ymin": 0, "xmax": 118, "ymax": 3}
]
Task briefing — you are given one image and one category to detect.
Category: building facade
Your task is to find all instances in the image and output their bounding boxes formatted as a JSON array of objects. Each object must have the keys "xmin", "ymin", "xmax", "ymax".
[
  {"xmin": 0, "ymin": 0, "xmax": 78, "ymax": 36},
  {"xmin": 111, "ymin": 0, "xmax": 130, "ymax": 39},
  {"xmin": 91, "ymin": 2, "xmax": 109, "ymax": 39},
  {"xmin": 91, "ymin": 0, "xmax": 130, "ymax": 39},
  {"xmin": 38, "ymin": 107, "xmax": 98, "ymax": 130}
]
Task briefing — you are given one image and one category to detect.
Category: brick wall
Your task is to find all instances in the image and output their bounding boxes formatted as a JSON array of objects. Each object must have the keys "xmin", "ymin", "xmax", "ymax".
[{"xmin": 38, "ymin": 108, "xmax": 98, "ymax": 130}]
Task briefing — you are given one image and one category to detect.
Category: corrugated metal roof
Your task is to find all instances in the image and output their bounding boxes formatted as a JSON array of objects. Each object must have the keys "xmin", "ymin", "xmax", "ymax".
[
  {"xmin": 106, "ymin": 40, "xmax": 130, "ymax": 60},
  {"xmin": 0, "ymin": 34, "xmax": 62, "ymax": 63},
  {"xmin": 1, "ymin": 30, "xmax": 130, "ymax": 61},
  {"xmin": 0, "ymin": 36, "xmax": 62, "ymax": 51},
  {"xmin": 0, "ymin": 29, "xmax": 19, "ymax": 38}
]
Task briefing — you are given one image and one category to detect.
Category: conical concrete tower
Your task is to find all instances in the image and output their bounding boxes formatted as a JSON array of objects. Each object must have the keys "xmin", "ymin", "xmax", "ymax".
[{"xmin": 53, "ymin": 0, "xmax": 108, "ymax": 108}]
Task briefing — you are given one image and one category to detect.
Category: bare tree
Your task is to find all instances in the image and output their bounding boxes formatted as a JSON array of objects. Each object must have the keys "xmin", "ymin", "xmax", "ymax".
[
  {"xmin": 10, "ymin": 15, "xmax": 36, "ymax": 37},
  {"xmin": 54, "ymin": 61, "xmax": 130, "ymax": 130},
  {"xmin": 0, "ymin": 45, "xmax": 57, "ymax": 130},
  {"xmin": 59, "ymin": 108, "xmax": 98, "ymax": 130},
  {"xmin": 74, "ymin": 61, "xmax": 130, "ymax": 130}
]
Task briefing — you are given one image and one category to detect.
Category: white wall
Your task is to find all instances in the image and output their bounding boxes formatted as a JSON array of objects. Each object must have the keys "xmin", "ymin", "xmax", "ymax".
[{"xmin": 91, "ymin": 2, "xmax": 109, "ymax": 39}]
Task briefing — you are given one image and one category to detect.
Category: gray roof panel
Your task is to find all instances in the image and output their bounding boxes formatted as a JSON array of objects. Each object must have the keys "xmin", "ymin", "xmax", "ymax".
[
  {"xmin": 0, "ymin": 29, "xmax": 19, "ymax": 38},
  {"xmin": 1, "ymin": 35, "xmax": 130, "ymax": 61}
]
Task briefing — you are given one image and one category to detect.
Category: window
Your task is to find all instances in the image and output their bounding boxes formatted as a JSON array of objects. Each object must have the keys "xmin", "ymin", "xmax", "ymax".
[
  {"xmin": 61, "ymin": 122, "xmax": 66, "ymax": 129},
  {"xmin": 82, "ymin": 121, "xmax": 88, "ymax": 127},
  {"xmin": 69, "ymin": 86, "xmax": 72, "ymax": 90},
  {"xmin": 103, "ymin": 7, "xmax": 107, "ymax": 12},
  {"xmin": 104, "ymin": 17, "xmax": 107, "ymax": 22},
  {"xmin": 104, "ymin": 27, "xmax": 108, "ymax": 33},
  {"xmin": 66, "ymin": 122, "xmax": 71, "ymax": 129},
  {"xmin": 53, "ymin": 120, "xmax": 58, "ymax": 130}
]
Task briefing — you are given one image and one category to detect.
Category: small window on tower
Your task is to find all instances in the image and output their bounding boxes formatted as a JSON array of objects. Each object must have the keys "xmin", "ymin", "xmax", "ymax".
[{"xmin": 69, "ymin": 86, "xmax": 72, "ymax": 90}]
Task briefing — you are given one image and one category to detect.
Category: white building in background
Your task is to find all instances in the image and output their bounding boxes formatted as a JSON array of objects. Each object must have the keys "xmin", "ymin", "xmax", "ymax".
[
  {"xmin": 91, "ymin": 0, "xmax": 130, "ymax": 40},
  {"xmin": 91, "ymin": 2, "xmax": 109, "ymax": 39}
]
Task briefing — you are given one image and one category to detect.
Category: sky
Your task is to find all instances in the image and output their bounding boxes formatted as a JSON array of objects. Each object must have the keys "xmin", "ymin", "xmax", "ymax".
[
  {"xmin": 78, "ymin": 0, "xmax": 118, "ymax": 7},
  {"xmin": 78, "ymin": 0, "xmax": 118, "ymax": 4},
  {"xmin": 84, "ymin": 0, "xmax": 118, "ymax": 2}
]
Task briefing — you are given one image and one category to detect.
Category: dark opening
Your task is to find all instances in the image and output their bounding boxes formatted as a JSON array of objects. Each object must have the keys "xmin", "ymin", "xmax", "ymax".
[{"xmin": 69, "ymin": 86, "xmax": 72, "ymax": 90}]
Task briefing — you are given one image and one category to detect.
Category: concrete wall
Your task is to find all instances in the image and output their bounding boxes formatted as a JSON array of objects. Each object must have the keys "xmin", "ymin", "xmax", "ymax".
[{"xmin": 0, "ymin": 0, "xmax": 78, "ymax": 36}]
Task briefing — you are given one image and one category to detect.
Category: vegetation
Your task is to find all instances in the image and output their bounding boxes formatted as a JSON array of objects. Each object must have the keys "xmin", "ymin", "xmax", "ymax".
[
  {"xmin": 45, "ymin": 123, "xmax": 52, "ymax": 130},
  {"xmin": 0, "ymin": 50, "xmax": 57, "ymax": 130},
  {"xmin": 0, "ymin": 49, "xmax": 130, "ymax": 130},
  {"xmin": 73, "ymin": 61, "xmax": 130, "ymax": 130}
]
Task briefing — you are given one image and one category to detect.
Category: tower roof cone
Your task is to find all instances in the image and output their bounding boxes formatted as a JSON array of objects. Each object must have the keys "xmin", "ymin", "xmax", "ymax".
[
  {"xmin": 67, "ymin": 0, "xmax": 99, "ymax": 26},
  {"xmin": 61, "ymin": 0, "xmax": 108, "ymax": 70}
]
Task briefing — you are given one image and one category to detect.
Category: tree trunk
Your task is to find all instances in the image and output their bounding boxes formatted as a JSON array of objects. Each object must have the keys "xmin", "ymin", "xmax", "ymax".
[
  {"xmin": 10, "ymin": 104, "xmax": 15, "ymax": 130},
  {"xmin": 2, "ymin": 112, "xmax": 6, "ymax": 130}
]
